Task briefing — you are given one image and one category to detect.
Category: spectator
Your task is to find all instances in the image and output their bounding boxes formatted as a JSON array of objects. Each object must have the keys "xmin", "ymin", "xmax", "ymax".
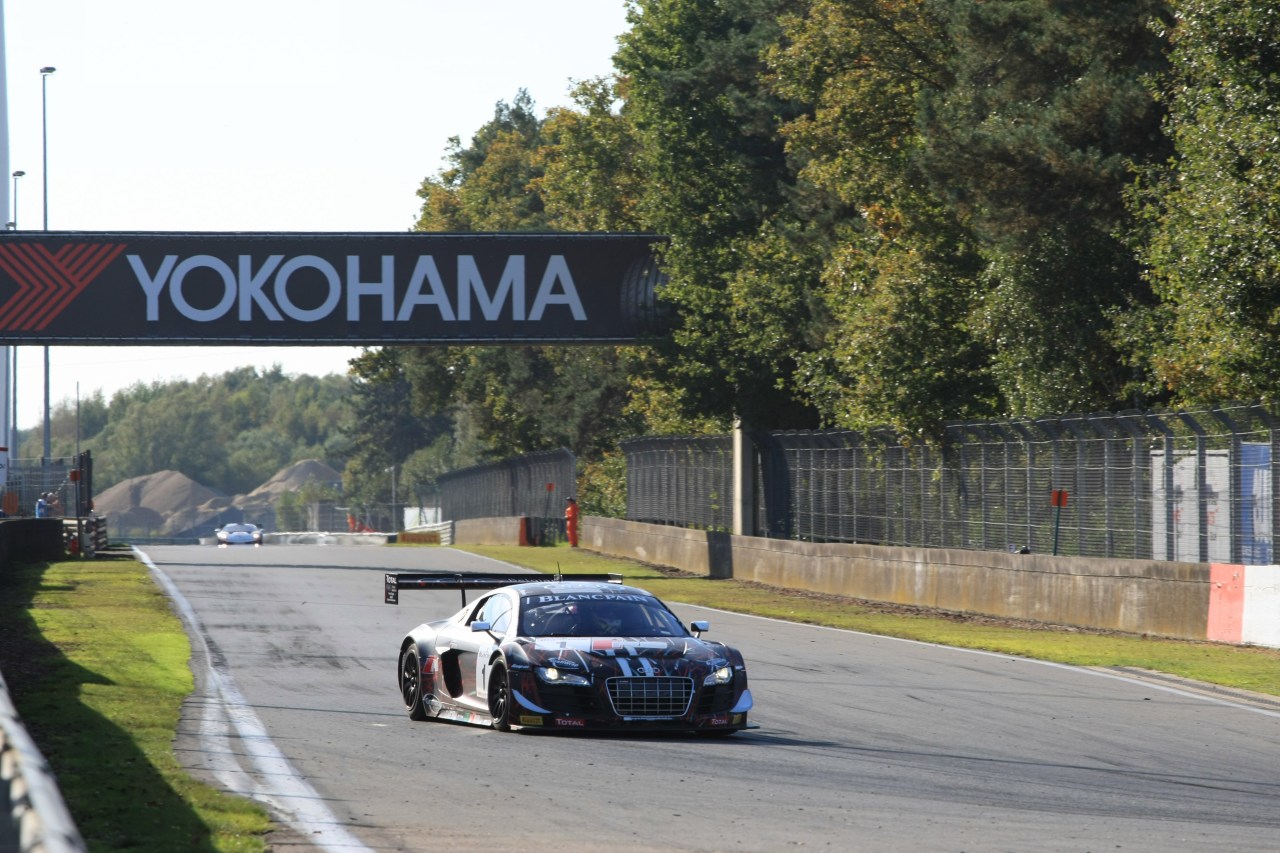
[{"xmin": 35, "ymin": 493, "xmax": 48, "ymax": 518}]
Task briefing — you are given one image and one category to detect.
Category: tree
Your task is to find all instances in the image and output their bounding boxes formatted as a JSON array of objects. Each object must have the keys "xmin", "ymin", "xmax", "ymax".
[
  {"xmin": 613, "ymin": 0, "xmax": 821, "ymax": 430},
  {"xmin": 385, "ymin": 90, "xmax": 647, "ymax": 468},
  {"xmin": 535, "ymin": 78, "xmax": 645, "ymax": 232},
  {"xmin": 918, "ymin": 0, "xmax": 1171, "ymax": 414},
  {"xmin": 770, "ymin": 0, "xmax": 996, "ymax": 435},
  {"xmin": 341, "ymin": 347, "xmax": 446, "ymax": 506},
  {"xmin": 1126, "ymin": 0, "xmax": 1280, "ymax": 404},
  {"xmin": 416, "ymin": 90, "xmax": 549, "ymax": 232}
]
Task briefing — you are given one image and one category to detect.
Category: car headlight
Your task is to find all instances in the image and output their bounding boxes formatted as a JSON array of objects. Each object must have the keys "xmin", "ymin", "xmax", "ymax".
[
  {"xmin": 536, "ymin": 666, "xmax": 590, "ymax": 687},
  {"xmin": 703, "ymin": 666, "xmax": 734, "ymax": 686}
]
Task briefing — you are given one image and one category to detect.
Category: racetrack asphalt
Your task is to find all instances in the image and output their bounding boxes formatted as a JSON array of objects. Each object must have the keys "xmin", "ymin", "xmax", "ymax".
[{"xmin": 141, "ymin": 544, "xmax": 1280, "ymax": 853}]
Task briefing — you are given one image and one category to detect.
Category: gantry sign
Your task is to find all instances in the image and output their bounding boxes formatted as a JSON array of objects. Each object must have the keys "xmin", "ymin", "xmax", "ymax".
[{"xmin": 0, "ymin": 231, "xmax": 669, "ymax": 344}]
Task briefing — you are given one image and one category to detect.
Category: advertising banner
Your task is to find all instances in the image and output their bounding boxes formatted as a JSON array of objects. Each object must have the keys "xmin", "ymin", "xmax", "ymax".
[{"xmin": 0, "ymin": 232, "xmax": 669, "ymax": 344}]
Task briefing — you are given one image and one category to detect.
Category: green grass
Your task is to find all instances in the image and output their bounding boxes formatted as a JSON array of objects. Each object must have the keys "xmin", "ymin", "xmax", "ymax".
[
  {"xmin": 0, "ymin": 558, "xmax": 272, "ymax": 852},
  {"xmin": 456, "ymin": 544, "xmax": 1280, "ymax": 697}
]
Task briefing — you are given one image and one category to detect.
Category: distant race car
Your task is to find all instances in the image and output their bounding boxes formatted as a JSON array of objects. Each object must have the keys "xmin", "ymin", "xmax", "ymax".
[
  {"xmin": 386, "ymin": 572, "xmax": 753, "ymax": 734},
  {"xmin": 215, "ymin": 523, "xmax": 263, "ymax": 546}
]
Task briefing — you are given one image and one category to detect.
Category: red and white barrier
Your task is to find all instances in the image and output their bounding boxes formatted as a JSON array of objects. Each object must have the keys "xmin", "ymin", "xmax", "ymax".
[{"xmin": 1208, "ymin": 564, "xmax": 1280, "ymax": 648}]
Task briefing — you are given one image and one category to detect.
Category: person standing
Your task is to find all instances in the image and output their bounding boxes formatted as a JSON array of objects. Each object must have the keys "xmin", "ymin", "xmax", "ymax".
[
  {"xmin": 35, "ymin": 493, "xmax": 48, "ymax": 518},
  {"xmin": 564, "ymin": 496, "xmax": 580, "ymax": 548}
]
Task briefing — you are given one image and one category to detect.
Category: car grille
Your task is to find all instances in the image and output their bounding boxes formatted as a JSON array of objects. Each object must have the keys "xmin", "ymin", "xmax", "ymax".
[{"xmin": 607, "ymin": 676, "xmax": 693, "ymax": 718}]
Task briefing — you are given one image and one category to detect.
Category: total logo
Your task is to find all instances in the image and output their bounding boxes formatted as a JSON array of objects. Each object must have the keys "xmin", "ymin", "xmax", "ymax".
[{"xmin": 129, "ymin": 252, "xmax": 589, "ymax": 324}]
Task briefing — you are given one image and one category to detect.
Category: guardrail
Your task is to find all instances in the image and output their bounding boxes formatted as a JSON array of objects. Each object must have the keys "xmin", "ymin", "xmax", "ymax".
[
  {"xmin": 60, "ymin": 517, "xmax": 109, "ymax": 557},
  {"xmin": 1, "ymin": 669, "xmax": 86, "ymax": 853}
]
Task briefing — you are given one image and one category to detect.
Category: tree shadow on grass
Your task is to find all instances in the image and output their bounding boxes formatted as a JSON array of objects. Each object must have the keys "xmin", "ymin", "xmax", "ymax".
[{"xmin": 0, "ymin": 561, "xmax": 244, "ymax": 851}]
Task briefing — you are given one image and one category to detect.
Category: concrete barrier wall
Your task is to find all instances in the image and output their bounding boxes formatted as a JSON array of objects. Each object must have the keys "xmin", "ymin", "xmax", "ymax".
[
  {"xmin": 581, "ymin": 517, "xmax": 734, "ymax": 578},
  {"xmin": 454, "ymin": 517, "xmax": 525, "ymax": 546},
  {"xmin": 0, "ymin": 519, "xmax": 68, "ymax": 570},
  {"xmin": 583, "ymin": 516, "xmax": 1215, "ymax": 643}
]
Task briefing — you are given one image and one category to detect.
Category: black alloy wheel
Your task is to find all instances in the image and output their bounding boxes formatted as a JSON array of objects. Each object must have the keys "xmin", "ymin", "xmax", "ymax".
[
  {"xmin": 401, "ymin": 647, "xmax": 428, "ymax": 721},
  {"xmin": 488, "ymin": 662, "xmax": 512, "ymax": 731}
]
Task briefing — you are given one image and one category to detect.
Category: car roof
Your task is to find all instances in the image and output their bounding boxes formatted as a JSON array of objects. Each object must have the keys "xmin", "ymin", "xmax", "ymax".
[{"xmin": 506, "ymin": 580, "xmax": 654, "ymax": 600}]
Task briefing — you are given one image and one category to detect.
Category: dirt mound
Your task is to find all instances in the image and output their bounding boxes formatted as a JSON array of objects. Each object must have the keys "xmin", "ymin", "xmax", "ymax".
[
  {"xmin": 95, "ymin": 470, "xmax": 225, "ymax": 517},
  {"xmin": 246, "ymin": 459, "xmax": 341, "ymax": 499},
  {"xmin": 97, "ymin": 459, "xmax": 341, "ymax": 538}
]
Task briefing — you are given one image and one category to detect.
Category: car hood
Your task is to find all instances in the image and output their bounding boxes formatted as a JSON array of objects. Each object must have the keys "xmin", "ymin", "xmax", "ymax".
[{"xmin": 519, "ymin": 636, "xmax": 730, "ymax": 675}]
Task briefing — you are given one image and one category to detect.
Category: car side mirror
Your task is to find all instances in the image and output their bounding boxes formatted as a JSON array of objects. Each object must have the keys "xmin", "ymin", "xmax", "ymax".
[
  {"xmin": 470, "ymin": 620, "xmax": 492, "ymax": 633},
  {"xmin": 690, "ymin": 620, "xmax": 710, "ymax": 637}
]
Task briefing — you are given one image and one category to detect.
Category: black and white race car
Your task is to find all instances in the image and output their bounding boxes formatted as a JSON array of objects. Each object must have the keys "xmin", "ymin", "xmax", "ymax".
[{"xmin": 386, "ymin": 572, "xmax": 753, "ymax": 734}]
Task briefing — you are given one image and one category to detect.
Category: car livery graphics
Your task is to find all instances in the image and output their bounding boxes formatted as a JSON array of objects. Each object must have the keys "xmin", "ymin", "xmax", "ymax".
[{"xmin": 388, "ymin": 572, "xmax": 753, "ymax": 734}]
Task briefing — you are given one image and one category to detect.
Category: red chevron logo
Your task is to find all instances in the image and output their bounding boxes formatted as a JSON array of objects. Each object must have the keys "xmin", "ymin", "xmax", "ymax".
[{"xmin": 0, "ymin": 242, "xmax": 127, "ymax": 331}]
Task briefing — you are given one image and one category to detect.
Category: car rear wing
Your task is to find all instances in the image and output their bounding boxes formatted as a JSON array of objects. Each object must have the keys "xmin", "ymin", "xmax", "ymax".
[{"xmin": 384, "ymin": 571, "xmax": 623, "ymax": 606}]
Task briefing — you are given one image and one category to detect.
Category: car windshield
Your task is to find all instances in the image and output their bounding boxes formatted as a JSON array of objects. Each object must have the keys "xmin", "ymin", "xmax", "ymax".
[
  {"xmin": 518, "ymin": 594, "xmax": 687, "ymax": 638},
  {"xmin": 224, "ymin": 524, "xmax": 256, "ymax": 533}
]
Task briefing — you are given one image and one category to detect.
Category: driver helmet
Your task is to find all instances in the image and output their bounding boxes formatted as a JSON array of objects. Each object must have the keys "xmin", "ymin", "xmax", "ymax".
[{"xmin": 589, "ymin": 601, "xmax": 627, "ymax": 635}]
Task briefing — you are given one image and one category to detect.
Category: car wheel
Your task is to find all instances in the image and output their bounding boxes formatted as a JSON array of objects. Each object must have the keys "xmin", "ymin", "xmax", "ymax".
[
  {"xmin": 401, "ymin": 647, "xmax": 428, "ymax": 721},
  {"xmin": 488, "ymin": 662, "xmax": 512, "ymax": 731}
]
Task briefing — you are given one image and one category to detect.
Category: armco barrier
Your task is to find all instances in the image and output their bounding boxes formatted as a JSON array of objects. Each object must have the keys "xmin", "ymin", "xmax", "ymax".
[
  {"xmin": 1, "ymin": 670, "xmax": 87, "ymax": 853},
  {"xmin": 581, "ymin": 515, "xmax": 1280, "ymax": 648}
]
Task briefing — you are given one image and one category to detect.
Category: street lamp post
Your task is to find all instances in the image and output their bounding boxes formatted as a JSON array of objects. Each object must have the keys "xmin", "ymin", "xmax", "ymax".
[
  {"xmin": 40, "ymin": 66, "xmax": 55, "ymax": 463},
  {"xmin": 9, "ymin": 170, "xmax": 22, "ymax": 229},
  {"xmin": 41, "ymin": 67, "xmax": 54, "ymax": 230}
]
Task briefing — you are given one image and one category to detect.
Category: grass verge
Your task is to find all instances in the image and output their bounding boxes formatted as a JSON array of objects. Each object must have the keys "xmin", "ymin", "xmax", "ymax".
[
  {"xmin": 0, "ymin": 557, "xmax": 272, "ymax": 852},
  {"xmin": 457, "ymin": 544, "xmax": 1280, "ymax": 697}
]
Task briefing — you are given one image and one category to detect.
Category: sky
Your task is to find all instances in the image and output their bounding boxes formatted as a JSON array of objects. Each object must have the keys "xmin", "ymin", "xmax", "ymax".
[{"xmin": 1, "ymin": 0, "xmax": 630, "ymax": 430}]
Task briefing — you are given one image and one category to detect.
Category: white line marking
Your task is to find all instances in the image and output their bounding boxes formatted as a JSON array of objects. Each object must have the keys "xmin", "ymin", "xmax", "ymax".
[{"xmin": 136, "ymin": 548, "xmax": 373, "ymax": 852}]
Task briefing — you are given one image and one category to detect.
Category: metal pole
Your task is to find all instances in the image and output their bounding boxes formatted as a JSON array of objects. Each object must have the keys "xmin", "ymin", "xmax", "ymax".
[
  {"xmin": 10, "ymin": 169, "xmax": 22, "ymax": 228},
  {"xmin": 40, "ymin": 66, "xmax": 55, "ymax": 464}
]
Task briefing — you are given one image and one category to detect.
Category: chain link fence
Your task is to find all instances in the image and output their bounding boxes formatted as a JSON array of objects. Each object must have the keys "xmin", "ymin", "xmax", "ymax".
[
  {"xmin": 620, "ymin": 436, "xmax": 734, "ymax": 531},
  {"xmin": 5, "ymin": 452, "xmax": 94, "ymax": 520},
  {"xmin": 438, "ymin": 448, "xmax": 576, "ymax": 543},
  {"xmin": 621, "ymin": 405, "xmax": 1280, "ymax": 561}
]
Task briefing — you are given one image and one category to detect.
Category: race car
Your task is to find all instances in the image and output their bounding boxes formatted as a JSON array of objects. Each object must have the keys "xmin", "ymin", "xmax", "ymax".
[
  {"xmin": 215, "ymin": 523, "xmax": 263, "ymax": 546},
  {"xmin": 386, "ymin": 571, "xmax": 753, "ymax": 734}
]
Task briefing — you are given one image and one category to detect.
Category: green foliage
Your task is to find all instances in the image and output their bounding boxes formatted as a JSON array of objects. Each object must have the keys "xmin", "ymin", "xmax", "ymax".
[
  {"xmin": 415, "ymin": 89, "xmax": 548, "ymax": 232},
  {"xmin": 771, "ymin": 0, "xmax": 998, "ymax": 433},
  {"xmin": 22, "ymin": 365, "xmax": 354, "ymax": 496},
  {"xmin": 918, "ymin": 0, "xmax": 1171, "ymax": 415},
  {"xmin": 616, "ymin": 0, "xmax": 820, "ymax": 429},
  {"xmin": 341, "ymin": 347, "xmax": 451, "ymax": 506},
  {"xmin": 96, "ymin": 0, "xmax": 1279, "ymax": 500},
  {"xmin": 535, "ymin": 78, "xmax": 646, "ymax": 232},
  {"xmin": 1125, "ymin": 0, "xmax": 1280, "ymax": 405},
  {"xmin": 275, "ymin": 490, "xmax": 305, "ymax": 531}
]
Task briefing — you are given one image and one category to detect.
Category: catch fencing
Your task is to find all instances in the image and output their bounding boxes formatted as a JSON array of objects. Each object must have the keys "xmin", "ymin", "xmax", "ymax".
[
  {"xmin": 622, "ymin": 405, "xmax": 1280, "ymax": 561},
  {"xmin": 439, "ymin": 448, "xmax": 576, "ymax": 543},
  {"xmin": 5, "ymin": 452, "xmax": 94, "ymax": 520},
  {"xmin": 621, "ymin": 436, "xmax": 734, "ymax": 532}
]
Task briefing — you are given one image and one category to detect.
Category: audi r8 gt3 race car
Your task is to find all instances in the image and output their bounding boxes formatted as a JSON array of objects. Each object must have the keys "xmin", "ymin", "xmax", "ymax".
[
  {"xmin": 386, "ymin": 572, "xmax": 753, "ymax": 734},
  {"xmin": 215, "ymin": 523, "xmax": 263, "ymax": 546}
]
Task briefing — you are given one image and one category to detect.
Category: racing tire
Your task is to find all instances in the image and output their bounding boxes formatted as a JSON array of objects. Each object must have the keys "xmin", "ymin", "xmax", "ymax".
[
  {"xmin": 401, "ymin": 647, "xmax": 428, "ymax": 721},
  {"xmin": 488, "ymin": 662, "xmax": 512, "ymax": 732}
]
